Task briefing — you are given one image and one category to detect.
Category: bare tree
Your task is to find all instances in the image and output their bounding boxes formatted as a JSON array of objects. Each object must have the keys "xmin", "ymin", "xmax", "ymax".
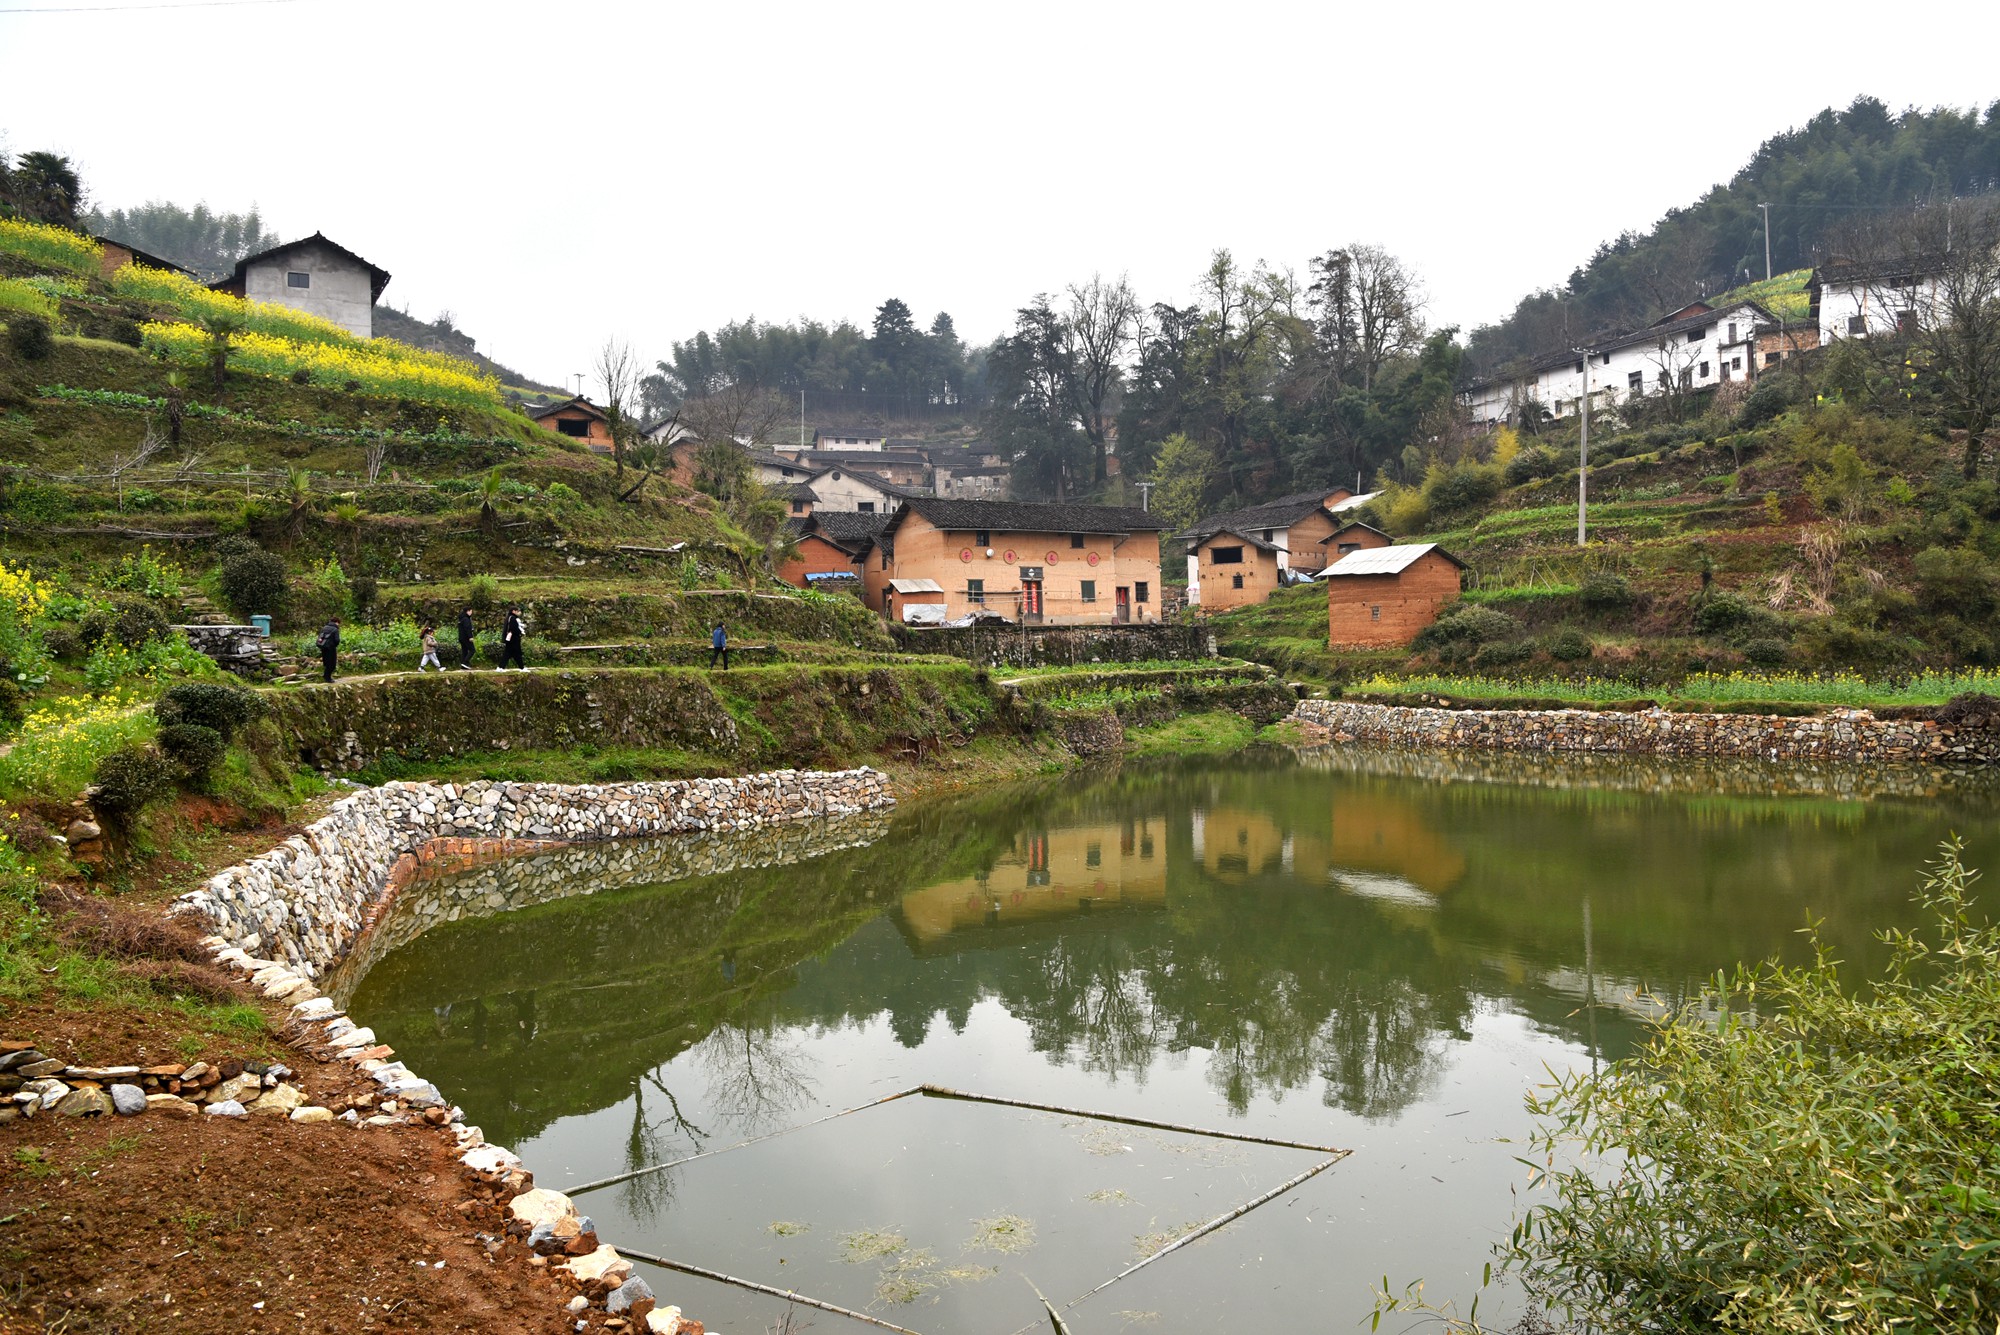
[
  {"xmin": 1063, "ymin": 273, "xmax": 1138, "ymax": 484},
  {"xmin": 105, "ymin": 427, "xmax": 166, "ymax": 512},
  {"xmin": 365, "ymin": 435, "xmax": 389, "ymax": 485},
  {"xmin": 594, "ymin": 338, "xmax": 642, "ymax": 485},
  {"xmin": 1310, "ymin": 244, "xmax": 1426, "ymax": 393}
]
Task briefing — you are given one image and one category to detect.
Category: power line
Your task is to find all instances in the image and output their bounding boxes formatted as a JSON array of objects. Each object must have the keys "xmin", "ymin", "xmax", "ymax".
[{"xmin": 0, "ymin": 0, "xmax": 301, "ymax": 13}]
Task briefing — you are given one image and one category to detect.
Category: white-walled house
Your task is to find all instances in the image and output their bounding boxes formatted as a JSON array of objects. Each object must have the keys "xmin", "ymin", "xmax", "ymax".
[
  {"xmin": 1463, "ymin": 299, "xmax": 1786, "ymax": 428},
  {"xmin": 813, "ymin": 427, "xmax": 888, "ymax": 451},
  {"xmin": 1810, "ymin": 257, "xmax": 1951, "ymax": 344},
  {"xmin": 806, "ymin": 465, "xmax": 914, "ymax": 514},
  {"xmin": 209, "ymin": 233, "xmax": 390, "ymax": 339}
]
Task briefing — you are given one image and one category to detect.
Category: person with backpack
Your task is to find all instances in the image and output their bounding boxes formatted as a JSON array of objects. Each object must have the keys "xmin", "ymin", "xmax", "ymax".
[
  {"xmin": 417, "ymin": 623, "xmax": 442, "ymax": 672},
  {"xmin": 500, "ymin": 607, "xmax": 526, "ymax": 671},
  {"xmin": 709, "ymin": 621, "xmax": 729, "ymax": 671},
  {"xmin": 316, "ymin": 617, "xmax": 341, "ymax": 683},
  {"xmin": 457, "ymin": 607, "xmax": 477, "ymax": 669}
]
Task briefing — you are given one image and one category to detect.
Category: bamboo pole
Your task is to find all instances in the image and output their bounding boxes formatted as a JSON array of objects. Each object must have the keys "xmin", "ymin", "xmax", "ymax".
[
  {"xmin": 613, "ymin": 1246, "xmax": 927, "ymax": 1335},
  {"xmin": 916, "ymin": 1083, "xmax": 1348, "ymax": 1155}
]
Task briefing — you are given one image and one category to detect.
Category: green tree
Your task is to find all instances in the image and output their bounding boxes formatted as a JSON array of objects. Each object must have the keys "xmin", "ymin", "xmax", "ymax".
[
  {"xmin": 79, "ymin": 199, "xmax": 277, "ymax": 281},
  {"xmin": 1147, "ymin": 432, "xmax": 1215, "ymax": 535},
  {"xmin": 0, "ymin": 150, "xmax": 84, "ymax": 227}
]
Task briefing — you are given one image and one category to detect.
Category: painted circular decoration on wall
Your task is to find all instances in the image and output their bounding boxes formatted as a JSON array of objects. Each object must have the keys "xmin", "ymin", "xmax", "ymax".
[
  {"xmin": 1003, "ymin": 549, "xmax": 1017, "ymax": 563},
  {"xmin": 959, "ymin": 548, "xmax": 973, "ymax": 562},
  {"xmin": 1046, "ymin": 551, "xmax": 1060, "ymax": 564},
  {"xmin": 1086, "ymin": 551, "xmax": 1101, "ymax": 566}
]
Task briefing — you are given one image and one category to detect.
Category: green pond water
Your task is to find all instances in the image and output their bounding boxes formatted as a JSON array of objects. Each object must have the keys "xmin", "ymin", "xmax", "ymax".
[{"xmin": 345, "ymin": 746, "xmax": 2000, "ymax": 1333}]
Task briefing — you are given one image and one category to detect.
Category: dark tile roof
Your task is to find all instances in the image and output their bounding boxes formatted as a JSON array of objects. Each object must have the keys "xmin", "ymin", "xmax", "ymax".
[
  {"xmin": 1811, "ymin": 254, "xmax": 1948, "ymax": 288},
  {"xmin": 1199, "ymin": 528, "xmax": 1281, "ymax": 553},
  {"xmin": 794, "ymin": 510, "xmax": 894, "ymax": 550},
  {"xmin": 1179, "ymin": 490, "xmax": 1344, "ymax": 542},
  {"xmin": 94, "ymin": 236, "xmax": 193, "ymax": 277},
  {"xmin": 525, "ymin": 395, "xmax": 607, "ymax": 422},
  {"xmin": 892, "ymin": 497, "xmax": 1165, "ymax": 536},
  {"xmin": 215, "ymin": 231, "xmax": 392, "ymax": 302},
  {"xmin": 1316, "ymin": 520, "xmax": 1392, "ymax": 545},
  {"xmin": 774, "ymin": 481, "xmax": 819, "ymax": 501}
]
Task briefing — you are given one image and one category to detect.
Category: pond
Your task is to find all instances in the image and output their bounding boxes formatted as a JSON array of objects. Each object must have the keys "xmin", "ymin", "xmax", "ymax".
[{"xmin": 344, "ymin": 746, "xmax": 2000, "ymax": 1334}]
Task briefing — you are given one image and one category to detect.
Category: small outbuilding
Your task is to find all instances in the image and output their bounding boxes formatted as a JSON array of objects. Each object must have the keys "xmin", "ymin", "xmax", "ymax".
[
  {"xmin": 209, "ymin": 232, "xmax": 390, "ymax": 338},
  {"xmin": 1189, "ymin": 529, "xmax": 1282, "ymax": 611},
  {"xmin": 1316, "ymin": 521, "xmax": 1393, "ymax": 566},
  {"xmin": 1322, "ymin": 542, "xmax": 1467, "ymax": 647},
  {"xmin": 526, "ymin": 396, "xmax": 613, "ymax": 452}
]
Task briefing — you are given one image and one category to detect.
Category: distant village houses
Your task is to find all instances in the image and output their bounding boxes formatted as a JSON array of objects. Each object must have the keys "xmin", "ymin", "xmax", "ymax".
[
  {"xmin": 1322, "ymin": 543, "xmax": 1468, "ymax": 647},
  {"xmin": 1177, "ymin": 489, "xmax": 1379, "ymax": 609},
  {"xmin": 208, "ymin": 232, "xmax": 390, "ymax": 339}
]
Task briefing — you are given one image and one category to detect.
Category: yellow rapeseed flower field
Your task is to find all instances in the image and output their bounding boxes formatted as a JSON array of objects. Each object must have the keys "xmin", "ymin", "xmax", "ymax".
[
  {"xmin": 141, "ymin": 320, "xmax": 500, "ymax": 410},
  {"xmin": 0, "ymin": 218, "xmax": 103, "ymax": 276}
]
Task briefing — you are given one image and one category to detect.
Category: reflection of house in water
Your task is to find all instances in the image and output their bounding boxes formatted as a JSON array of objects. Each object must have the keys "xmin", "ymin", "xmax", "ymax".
[
  {"xmin": 896, "ymin": 818, "xmax": 1166, "ymax": 948},
  {"xmin": 1191, "ymin": 793, "xmax": 1467, "ymax": 905}
]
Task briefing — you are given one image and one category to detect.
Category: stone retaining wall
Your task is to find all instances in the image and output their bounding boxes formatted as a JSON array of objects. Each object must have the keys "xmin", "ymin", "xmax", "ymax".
[
  {"xmin": 173, "ymin": 768, "xmax": 894, "ymax": 977},
  {"xmin": 893, "ymin": 620, "xmax": 1208, "ymax": 668},
  {"xmin": 1291, "ymin": 699, "xmax": 2000, "ymax": 765}
]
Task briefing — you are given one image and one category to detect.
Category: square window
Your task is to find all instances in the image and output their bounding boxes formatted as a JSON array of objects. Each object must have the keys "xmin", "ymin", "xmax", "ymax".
[
  {"xmin": 1766, "ymin": 351, "xmax": 1781, "ymax": 366},
  {"xmin": 1212, "ymin": 546, "xmax": 1243, "ymax": 565},
  {"xmin": 967, "ymin": 578, "xmax": 984, "ymax": 605},
  {"xmin": 1080, "ymin": 580, "xmax": 1096, "ymax": 603},
  {"xmin": 975, "ymin": 530, "xmax": 990, "ymax": 546},
  {"xmin": 1848, "ymin": 315, "xmax": 1867, "ymax": 336},
  {"xmin": 286, "ymin": 271, "xmax": 310, "ymax": 289},
  {"xmin": 1135, "ymin": 581, "xmax": 1149, "ymax": 603},
  {"xmin": 1231, "ymin": 574, "xmax": 1244, "ymax": 590},
  {"xmin": 858, "ymin": 502, "xmax": 875, "ymax": 513},
  {"xmin": 1069, "ymin": 534, "xmax": 1084, "ymax": 549}
]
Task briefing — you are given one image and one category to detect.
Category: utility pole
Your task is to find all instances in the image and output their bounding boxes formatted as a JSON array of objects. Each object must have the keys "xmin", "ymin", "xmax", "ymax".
[
  {"xmin": 572, "ymin": 373, "xmax": 584, "ymax": 397},
  {"xmin": 799, "ymin": 390, "xmax": 805, "ymax": 449},
  {"xmin": 1759, "ymin": 203, "xmax": 1772, "ymax": 282},
  {"xmin": 1577, "ymin": 350, "xmax": 1590, "ymax": 547},
  {"xmin": 1134, "ymin": 480, "xmax": 1153, "ymax": 511}
]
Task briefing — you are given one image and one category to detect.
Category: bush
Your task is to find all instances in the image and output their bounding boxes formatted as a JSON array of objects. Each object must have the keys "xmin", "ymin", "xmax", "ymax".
[
  {"xmin": 219, "ymin": 549, "xmax": 289, "ymax": 620},
  {"xmin": 6, "ymin": 312, "xmax": 54, "ymax": 361},
  {"xmin": 1735, "ymin": 371, "xmax": 1800, "ymax": 428},
  {"xmin": 89, "ymin": 745, "xmax": 177, "ymax": 816},
  {"xmin": 80, "ymin": 598, "xmax": 167, "ymax": 650},
  {"xmin": 1914, "ymin": 546, "xmax": 2000, "ymax": 617},
  {"xmin": 467, "ymin": 574, "xmax": 499, "ymax": 611},
  {"xmin": 1740, "ymin": 636, "xmax": 1790, "ymax": 667},
  {"xmin": 1425, "ymin": 461, "xmax": 1502, "ymax": 516},
  {"xmin": 349, "ymin": 574, "xmax": 378, "ymax": 614},
  {"xmin": 1578, "ymin": 571, "xmax": 1634, "ymax": 610},
  {"xmin": 155, "ymin": 681, "xmax": 263, "ymax": 739},
  {"xmin": 1694, "ymin": 591, "xmax": 1782, "ymax": 641},
  {"xmin": 1546, "ymin": 628, "xmax": 1593, "ymax": 662},
  {"xmin": 211, "ymin": 535, "xmax": 262, "ymax": 563},
  {"xmin": 157, "ymin": 722, "xmax": 226, "ymax": 780},
  {"xmin": 1471, "ymin": 639, "xmax": 1533, "ymax": 669},
  {"xmin": 1504, "ymin": 446, "xmax": 1565, "ymax": 486},
  {"xmin": 1413, "ymin": 604, "xmax": 1521, "ymax": 651}
]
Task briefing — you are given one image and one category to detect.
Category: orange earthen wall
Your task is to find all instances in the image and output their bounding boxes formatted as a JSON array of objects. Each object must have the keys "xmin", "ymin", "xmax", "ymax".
[
  {"xmin": 886, "ymin": 516, "xmax": 1161, "ymax": 623},
  {"xmin": 778, "ymin": 535, "xmax": 860, "ymax": 588},
  {"xmin": 1328, "ymin": 554, "xmax": 1462, "ymax": 647},
  {"xmin": 1195, "ymin": 541, "xmax": 1281, "ymax": 611}
]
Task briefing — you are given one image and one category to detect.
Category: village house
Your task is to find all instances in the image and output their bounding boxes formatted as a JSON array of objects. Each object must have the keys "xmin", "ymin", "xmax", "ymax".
[
  {"xmin": 1462, "ymin": 298, "xmax": 1790, "ymax": 428},
  {"xmin": 93, "ymin": 236, "xmax": 191, "ymax": 280},
  {"xmin": 743, "ymin": 448, "xmax": 813, "ymax": 486},
  {"xmin": 778, "ymin": 448, "xmax": 933, "ymax": 489},
  {"xmin": 813, "ymin": 426, "xmax": 889, "ymax": 451},
  {"xmin": 1178, "ymin": 489, "xmax": 1378, "ymax": 606},
  {"xmin": 805, "ymin": 465, "xmax": 917, "ymax": 514},
  {"xmin": 526, "ymin": 396, "xmax": 614, "ymax": 452},
  {"xmin": 209, "ymin": 232, "xmax": 390, "ymax": 339},
  {"xmin": 775, "ymin": 481, "xmax": 818, "ymax": 517},
  {"xmin": 1317, "ymin": 520, "xmax": 1393, "ymax": 563},
  {"xmin": 1321, "ymin": 542, "xmax": 1467, "ymax": 648},
  {"xmin": 1810, "ymin": 255, "xmax": 1950, "ymax": 344},
  {"xmin": 863, "ymin": 498, "xmax": 1163, "ymax": 626},
  {"xmin": 776, "ymin": 510, "xmax": 889, "ymax": 589}
]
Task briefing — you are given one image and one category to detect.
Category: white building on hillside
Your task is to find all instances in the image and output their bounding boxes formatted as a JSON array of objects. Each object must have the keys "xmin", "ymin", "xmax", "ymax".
[
  {"xmin": 209, "ymin": 233, "xmax": 390, "ymax": 339},
  {"xmin": 1810, "ymin": 256, "xmax": 1951, "ymax": 343}
]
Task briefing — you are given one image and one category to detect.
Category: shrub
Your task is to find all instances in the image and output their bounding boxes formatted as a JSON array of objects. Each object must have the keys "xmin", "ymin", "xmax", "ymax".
[
  {"xmin": 1741, "ymin": 636, "xmax": 1789, "ymax": 666},
  {"xmin": 219, "ymin": 549, "xmax": 289, "ymax": 619},
  {"xmin": 1413, "ymin": 604, "xmax": 1521, "ymax": 651},
  {"xmin": 7, "ymin": 312, "xmax": 54, "ymax": 361},
  {"xmin": 1578, "ymin": 571, "xmax": 1634, "ymax": 610},
  {"xmin": 1425, "ymin": 460, "xmax": 1502, "ymax": 516},
  {"xmin": 211, "ymin": 534, "xmax": 261, "ymax": 563},
  {"xmin": 1471, "ymin": 639, "xmax": 1532, "ymax": 669},
  {"xmin": 1914, "ymin": 546, "xmax": 2000, "ymax": 617},
  {"xmin": 157, "ymin": 722, "xmax": 226, "ymax": 779},
  {"xmin": 467, "ymin": 574, "xmax": 499, "ymax": 611},
  {"xmin": 1504, "ymin": 446, "xmax": 1565, "ymax": 486},
  {"xmin": 155, "ymin": 681, "xmax": 263, "ymax": 739},
  {"xmin": 89, "ymin": 745, "xmax": 177, "ymax": 816},
  {"xmin": 1545, "ymin": 628, "xmax": 1592, "ymax": 662},
  {"xmin": 349, "ymin": 574, "xmax": 378, "ymax": 613},
  {"xmin": 1735, "ymin": 371, "xmax": 1799, "ymax": 428},
  {"xmin": 1694, "ymin": 592, "xmax": 1780, "ymax": 640},
  {"xmin": 80, "ymin": 598, "xmax": 167, "ymax": 650}
]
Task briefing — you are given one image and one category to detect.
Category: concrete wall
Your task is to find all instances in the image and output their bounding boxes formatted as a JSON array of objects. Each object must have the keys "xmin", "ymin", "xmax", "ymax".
[
  {"xmin": 1328, "ymin": 553, "xmax": 1461, "ymax": 646},
  {"xmin": 809, "ymin": 469, "xmax": 900, "ymax": 512},
  {"xmin": 1292, "ymin": 698, "xmax": 2000, "ymax": 765},
  {"xmin": 241, "ymin": 238, "xmax": 376, "ymax": 338}
]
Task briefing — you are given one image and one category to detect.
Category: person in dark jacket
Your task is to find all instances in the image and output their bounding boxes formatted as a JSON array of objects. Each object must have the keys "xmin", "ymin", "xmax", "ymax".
[
  {"xmin": 709, "ymin": 621, "xmax": 728, "ymax": 671},
  {"xmin": 316, "ymin": 617, "xmax": 341, "ymax": 683},
  {"xmin": 500, "ymin": 607, "xmax": 526, "ymax": 671},
  {"xmin": 457, "ymin": 607, "xmax": 477, "ymax": 669}
]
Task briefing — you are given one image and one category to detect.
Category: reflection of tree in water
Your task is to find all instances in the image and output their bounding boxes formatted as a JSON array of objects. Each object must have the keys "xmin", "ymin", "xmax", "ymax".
[
  {"xmin": 693, "ymin": 1008, "xmax": 816, "ymax": 1134},
  {"xmin": 618, "ymin": 1071, "xmax": 708, "ymax": 1224}
]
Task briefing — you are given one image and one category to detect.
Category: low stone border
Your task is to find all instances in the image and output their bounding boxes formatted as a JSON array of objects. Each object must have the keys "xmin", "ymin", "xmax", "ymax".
[{"xmin": 1293, "ymin": 699, "xmax": 2000, "ymax": 765}]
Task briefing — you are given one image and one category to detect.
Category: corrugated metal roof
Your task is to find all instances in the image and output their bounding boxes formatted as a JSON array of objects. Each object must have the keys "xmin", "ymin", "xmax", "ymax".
[
  {"xmin": 1317, "ymin": 542, "xmax": 1463, "ymax": 578},
  {"xmin": 889, "ymin": 578, "xmax": 945, "ymax": 594}
]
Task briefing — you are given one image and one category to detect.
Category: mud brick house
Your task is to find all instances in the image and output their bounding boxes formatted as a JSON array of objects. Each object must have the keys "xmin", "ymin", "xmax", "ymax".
[
  {"xmin": 1317, "ymin": 521, "xmax": 1393, "ymax": 565},
  {"xmin": 93, "ymin": 236, "xmax": 192, "ymax": 280},
  {"xmin": 1323, "ymin": 543, "xmax": 1467, "ymax": 647},
  {"xmin": 1188, "ymin": 530, "xmax": 1283, "ymax": 612},
  {"xmin": 209, "ymin": 232, "xmax": 390, "ymax": 338},
  {"xmin": 525, "ymin": 396, "xmax": 614, "ymax": 453},
  {"xmin": 777, "ymin": 511, "xmax": 890, "ymax": 588},
  {"xmin": 863, "ymin": 498, "xmax": 1164, "ymax": 625},
  {"xmin": 1179, "ymin": 489, "xmax": 1377, "ymax": 606}
]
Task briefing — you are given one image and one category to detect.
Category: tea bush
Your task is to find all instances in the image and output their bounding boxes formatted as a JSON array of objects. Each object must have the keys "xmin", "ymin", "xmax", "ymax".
[
  {"xmin": 89, "ymin": 745, "xmax": 177, "ymax": 816},
  {"xmin": 155, "ymin": 682, "xmax": 263, "ymax": 739},
  {"xmin": 218, "ymin": 549, "xmax": 289, "ymax": 620},
  {"xmin": 157, "ymin": 722, "xmax": 226, "ymax": 781}
]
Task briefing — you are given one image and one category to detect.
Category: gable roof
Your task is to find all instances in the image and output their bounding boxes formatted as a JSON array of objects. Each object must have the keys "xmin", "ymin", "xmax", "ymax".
[
  {"xmin": 218, "ymin": 232, "xmax": 392, "ymax": 302},
  {"xmin": 1179, "ymin": 489, "xmax": 1350, "ymax": 543},
  {"xmin": 1316, "ymin": 520, "xmax": 1392, "ymax": 545},
  {"xmin": 888, "ymin": 497, "xmax": 1166, "ymax": 537},
  {"xmin": 1319, "ymin": 542, "xmax": 1466, "ymax": 578},
  {"xmin": 774, "ymin": 481, "xmax": 819, "ymax": 502},
  {"xmin": 792, "ymin": 509, "xmax": 894, "ymax": 552},
  {"xmin": 525, "ymin": 395, "xmax": 607, "ymax": 423},
  {"xmin": 1811, "ymin": 254, "xmax": 1949, "ymax": 289},
  {"xmin": 93, "ymin": 236, "xmax": 193, "ymax": 277},
  {"xmin": 1198, "ymin": 528, "xmax": 1281, "ymax": 553}
]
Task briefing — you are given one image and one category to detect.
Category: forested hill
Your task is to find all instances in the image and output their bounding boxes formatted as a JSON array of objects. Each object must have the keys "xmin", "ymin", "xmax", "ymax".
[{"xmin": 1465, "ymin": 97, "xmax": 2000, "ymax": 377}]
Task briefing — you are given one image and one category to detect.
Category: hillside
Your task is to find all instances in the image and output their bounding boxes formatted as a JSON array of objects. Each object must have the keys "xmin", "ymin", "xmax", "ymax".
[{"xmin": 370, "ymin": 305, "xmax": 565, "ymax": 399}]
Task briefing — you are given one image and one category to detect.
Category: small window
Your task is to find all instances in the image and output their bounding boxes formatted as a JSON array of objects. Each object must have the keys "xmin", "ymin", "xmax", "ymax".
[
  {"xmin": 1848, "ymin": 315, "xmax": 1867, "ymax": 336},
  {"xmin": 556, "ymin": 418, "xmax": 589, "ymax": 438},
  {"xmin": 974, "ymin": 529, "xmax": 990, "ymax": 546},
  {"xmin": 1135, "ymin": 581, "xmax": 1149, "ymax": 603},
  {"xmin": 1897, "ymin": 310, "xmax": 1917, "ymax": 335},
  {"xmin": 1086, "ymin": 842, "xmax": 1101, "ymax": 868},
  {"xmin": 791, "ymin": 500, "xmax": 806, "ymax": 514},
  {"xmin": 1337, "ymin": 542, "xmax": 1360, "ymax": 554},
  {"xmin": 1766, "ymin": 351, "xmax": 1781, "ymax": 366},
  {"xmin": 1212, "ymin": 546, "xmax": 1243, "ymax": 565},
  {"xmin": 1080, "ymin": 580, "xmax": 1097, "ymax": 603},
  {"xmin": 1573, "ymin": 360, "xmax": 1584, "ymax": 374},
  {"xmin": 1069, "ymin": 534, "xmax": 1084, "ymax": 549},
  {"xmin": 1732, "ymin": 356, "xmax": 1741, "ymax": 371},
  {"xmin": 858, "ymin": 501, "xmax": 875, "ymax": 513},
  {"xmin": 1262, "ymin": 530, "xmax": 1276, "ymax": 543},
  {"xmin": 966, "ymin": 578, "xmax": 984, "ymax": 605},
  {"xmin": 286, "ymin": 271, "xmax": 310, "ymax": 289},
  {"xmin": 1699, "ymin": 362, "xmax": 1710, "ymax": 378},
  {"xmin": 1231, "ymin": 574, "xmax": 1244, "ymax": 590},
  {"xmin": 1370, "ymin": 605, "xmax": 1381, "ymax": 620},
  {"xmin": 1627, "ymin": 370, "xmax": 1643, "ymax": 392},
  {"xmin": 1727, "ymin": 322, "xmax": 1738, "ymax": 343}
]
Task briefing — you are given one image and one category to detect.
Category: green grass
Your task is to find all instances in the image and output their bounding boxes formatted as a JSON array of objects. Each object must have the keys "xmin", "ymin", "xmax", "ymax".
[
  {"xmin": 1347, "ymin": 669, "xmax": 2000, "ymax": 710},
  {"xmin": 1125, "ymin": 711, "xmax": 1258, "ymax": 755},
  {"xmin": 1460, "ymin": 583, "xmax": 1580, "ymax": 604}
]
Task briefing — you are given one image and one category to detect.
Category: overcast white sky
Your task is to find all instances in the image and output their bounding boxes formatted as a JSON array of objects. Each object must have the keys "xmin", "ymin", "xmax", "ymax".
[{"xmin": 3, "ymin": 0, "xmax": 1995, "ymax": 385}]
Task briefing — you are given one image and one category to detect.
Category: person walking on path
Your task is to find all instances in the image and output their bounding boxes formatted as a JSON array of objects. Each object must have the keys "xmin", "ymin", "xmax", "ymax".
[
  {"xmin": 709, "ymin": 621, "xmax": 729, "ymax": 671},
  {"xmin": 457, "ymin": 607, "xmax": 477, "ymax": 669},
  {"xmin": 417, "ymin": 623, "xmax": 442, "ymax": 672},
  {"xmin": 500, "ymin": 606, "xmax": 526, "ymax": 671},
  {"xmin": 316, "ymin": 617, "xmax": 341, "ymax": 684}
]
